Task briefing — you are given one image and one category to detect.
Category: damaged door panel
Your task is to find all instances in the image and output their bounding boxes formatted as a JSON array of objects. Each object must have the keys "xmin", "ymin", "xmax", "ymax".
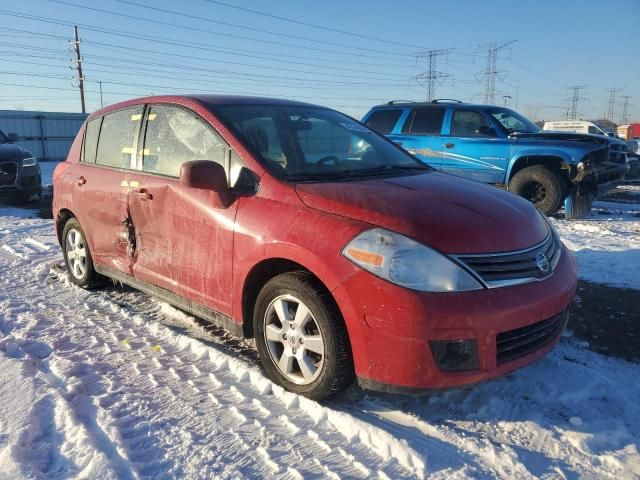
[{"xmin": 126, "ymin": 104, "xmax": 238, "ymax": 316}]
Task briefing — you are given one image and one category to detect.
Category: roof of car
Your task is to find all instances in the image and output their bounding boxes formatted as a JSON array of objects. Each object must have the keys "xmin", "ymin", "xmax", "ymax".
[
  {"xmin": 370, "ymin": 100, "xmax": 502, "ymax": 110},
  {"xmin": 89, "ymin": 94, "xmax": 323, "ymax": 119}
]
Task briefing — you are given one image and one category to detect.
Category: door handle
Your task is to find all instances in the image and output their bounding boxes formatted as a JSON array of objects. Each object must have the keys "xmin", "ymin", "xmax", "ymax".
[
  {"xmin": 133, "ymin": 188, "xmax": 152, "ymax": 200},
  {"xmin": 75, "ymin": 176, "xmax": 86, "ymax": 186},
  {"xmin": 444, "ymin": 143, "xmax": 455, "ymax": 149}
]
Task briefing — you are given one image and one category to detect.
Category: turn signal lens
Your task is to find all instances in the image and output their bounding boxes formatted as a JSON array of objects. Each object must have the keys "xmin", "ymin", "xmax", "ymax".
[{"xmin": 344, "ymin": 248, "xmax": 384, "ymax": 267}]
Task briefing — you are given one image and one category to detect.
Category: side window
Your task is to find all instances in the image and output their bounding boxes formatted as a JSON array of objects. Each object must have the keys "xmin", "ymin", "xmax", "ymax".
[
  {"xmin": 588, "ymin": 126, "xmax": 599, "ymax": 134},
  {"xmin": 402, "ymin": 108, "xmax": 445, "ymax": 135},
  {"xmin": 451, "ymin": 110, "xmax": 492, "ymax": 137},
  {"xmin": 95, "ymin": 106, "xmax": 143, "ymax": 168},
  {"xmin": 83, "ymin": 117, "xmax": 101, "ymax": 163},
  {"xmin": 142, "ymin": 105, "xmax": 228, "ymax": 178},
  {"xmin": 364, "ymin": 109, "xmax": 402, "ymax": 134}
]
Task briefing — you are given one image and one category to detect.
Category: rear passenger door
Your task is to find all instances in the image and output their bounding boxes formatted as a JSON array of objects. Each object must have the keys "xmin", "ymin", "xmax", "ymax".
[
  {"xmin": 72, "ymin": 106, "xmax": 143, "ymax": 274},
  {"xmin": 126, "ymin": 104, "xmax": 240, "ymax": 315},
  {"xmin": 441, "ymin": 109, "xmax": 509, "ymax": 183},
  {"xmin": 385, "ymin": 107, "xmax": 446, "ymax": 169}
]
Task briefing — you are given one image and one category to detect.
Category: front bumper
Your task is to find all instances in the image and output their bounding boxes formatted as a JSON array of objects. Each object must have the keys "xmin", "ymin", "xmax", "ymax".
[
  {"xmin": 0, "ymin": 163, "xmax": 41, "ymax": 198},
  {"xmin": 332, "ymin": 244, "xmax": 577, "ymax": 392}
]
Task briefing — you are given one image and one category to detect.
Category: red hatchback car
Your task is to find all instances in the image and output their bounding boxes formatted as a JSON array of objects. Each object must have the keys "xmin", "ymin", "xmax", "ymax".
[{"xmin": 53, "ymin": 95, "xmax": 577, "ymax": 399}]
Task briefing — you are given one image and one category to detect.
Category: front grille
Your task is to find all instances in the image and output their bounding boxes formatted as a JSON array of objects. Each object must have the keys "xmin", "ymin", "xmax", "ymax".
[
  {"xmin": 0, "ymin": 162, "xmax": 17, "ymax": 187},
  {"xmin": 496, "ymin": 311, "xmax": 567, "ymax": 364},
  {"xmin": 455, "ymin": 232, "xmax": 560, "ymax": 288},
  {"xmin": 608, "ymin": 144, "xmax": 627, "ymax": 164}
]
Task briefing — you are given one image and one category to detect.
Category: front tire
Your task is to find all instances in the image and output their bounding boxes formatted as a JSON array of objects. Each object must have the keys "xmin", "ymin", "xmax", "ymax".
[
  {"xmin": 62, "ymin": 218, "xmax": 102, "ymax": 288},
  {"xmin": 509, "ymin": 166, "xmax": 565, "ymax": 216},
  {"xmin": 254, "ymin": 272, "xmax": 354, "ymax": 400}
]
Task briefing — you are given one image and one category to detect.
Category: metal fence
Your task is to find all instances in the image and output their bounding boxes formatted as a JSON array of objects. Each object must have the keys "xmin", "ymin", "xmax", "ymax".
[{"xmin": 0, "ymin": 110, "xmax": 88, "ymax": 162}]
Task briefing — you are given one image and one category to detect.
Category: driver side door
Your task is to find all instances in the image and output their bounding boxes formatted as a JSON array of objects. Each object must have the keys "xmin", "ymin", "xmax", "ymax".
[{"xmin": 441, "ymin": 109, "xmax": 509, "ymax": 184}]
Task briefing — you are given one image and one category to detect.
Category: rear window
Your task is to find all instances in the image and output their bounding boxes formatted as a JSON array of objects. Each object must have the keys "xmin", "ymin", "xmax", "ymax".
[
  {"xmin": 364, "ymin": 109, "xmax": 402, "ymax": 134},
  {"xmin": 402, "ymin": 108, "xmax": 445, "ymax": 135},
  {"xmin": 95, "ymin": 106, "xmax": 143, "ymax": 169},
  {"xmin": 82, "ymin": 117, "xmax": 101, "ymax": 164}
]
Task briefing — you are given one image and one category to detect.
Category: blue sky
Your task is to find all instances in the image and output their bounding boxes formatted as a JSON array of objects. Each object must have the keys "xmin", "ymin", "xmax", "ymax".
[{"xmin": 0, "ymin": 0, "xmax": 638, "ymax": 122}]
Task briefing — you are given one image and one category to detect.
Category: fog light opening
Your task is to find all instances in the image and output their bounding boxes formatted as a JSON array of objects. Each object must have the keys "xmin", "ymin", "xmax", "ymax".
[{"xmin": 429, "ymin": 339, "xmax": 479, "ymax": 372}]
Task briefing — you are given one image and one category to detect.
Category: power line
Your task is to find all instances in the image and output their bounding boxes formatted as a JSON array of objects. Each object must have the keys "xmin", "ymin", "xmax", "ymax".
[
  {"xmin": 48, "ymin": 0, "xmax": 414, "ymax": 58},
  {"xmin": 197, "ymin": 0, "xmax": 427, "ymax": 49},
  {"xmin": 414, "ymin": 49, "xmax": 453, "ymax": 101}
]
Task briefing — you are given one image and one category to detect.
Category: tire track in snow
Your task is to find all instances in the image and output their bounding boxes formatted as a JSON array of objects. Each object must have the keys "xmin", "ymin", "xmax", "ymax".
[{"xmin": 0, "ymin": 218, "xmax": 424, "ymax": 479}]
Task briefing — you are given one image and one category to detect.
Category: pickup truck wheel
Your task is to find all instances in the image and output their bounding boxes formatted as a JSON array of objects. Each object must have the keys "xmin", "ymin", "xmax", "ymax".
[
  {"xmin": 254, "ymin": 271, "xmax": 354, "ymax": 400},
  {"xmin": 62, "ymin": 218, "xmax": 103, "ymax": 288},
  {"xmin": 509, "ymin": 166, "xmax": 565, "ymax": 216}
]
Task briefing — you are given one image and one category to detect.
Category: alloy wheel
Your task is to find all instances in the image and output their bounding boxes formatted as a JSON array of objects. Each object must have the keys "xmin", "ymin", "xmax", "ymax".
[
  {"xmin": 263, "ymin": 294, "xmax": 325, "ymax": 385},
  {"xmin": 65, "ymin": 228, "xmax": 87, "ymax": 280}
]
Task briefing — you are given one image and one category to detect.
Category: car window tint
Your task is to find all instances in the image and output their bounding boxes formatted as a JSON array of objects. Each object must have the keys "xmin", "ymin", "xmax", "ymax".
[
  {"xmin": 142, "ymin": 105, "xmax": 228, "ymax": 178},
  {"xmin": 364, "ymin": 109, "xmax": 402, "ymax": 134},
  {"xmin": 95, "ymin": 106, "xmax": 143, "ymax": 169},
  {"xmin": 83, "ymin": 117, "xmax": 101, "ymax": 164},
  {"xmin": 451, "ymin": 110, "xmax": 491, "ymax": 137},
  {"xmin": 405, "ymin": 108, "xmax": 445, "ymax": 135}
]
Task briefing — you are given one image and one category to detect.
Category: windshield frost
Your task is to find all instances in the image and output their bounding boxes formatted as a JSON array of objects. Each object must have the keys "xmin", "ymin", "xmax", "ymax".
[{"xmin": 214, "ymin": 105, "xmax": 430, "ymax": 181}]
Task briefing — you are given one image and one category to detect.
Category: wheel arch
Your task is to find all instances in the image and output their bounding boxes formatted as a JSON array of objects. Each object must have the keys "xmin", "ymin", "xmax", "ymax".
[
  {"xmin": 55, "ymin": 208, "xmax": 77, "ymax": 246},
  {"xmin": 240, "ymin": 257, "xmax": 343, "ymax": 339},
  {"xmin": 507, "ymin": 153, "xmax": 572, "ymax": 185}
]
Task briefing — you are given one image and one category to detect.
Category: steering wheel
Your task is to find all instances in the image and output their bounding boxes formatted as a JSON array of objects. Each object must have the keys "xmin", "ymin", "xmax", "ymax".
[{"xmin": 315, "ymin": 155, "xmax": 341, "ymax": 166}]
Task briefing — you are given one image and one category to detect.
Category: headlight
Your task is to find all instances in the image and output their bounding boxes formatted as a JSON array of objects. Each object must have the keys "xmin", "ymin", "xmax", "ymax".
[
  {"xmin": 342, "ymin": 228, "xmax": 483, "ymax": 292},
  {"xmin": 22, "ymin": 157, "xmax": 38, "ymax": 167}
]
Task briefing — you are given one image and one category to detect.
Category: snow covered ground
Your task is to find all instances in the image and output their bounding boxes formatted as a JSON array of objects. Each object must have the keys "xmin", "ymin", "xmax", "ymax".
[
  {"xmin": 0, "ymin": 205, "xmax": 639, "ymax": 479},
  {"xmin": 552, "ymin": 200, "xmax": 640, "ymax": 290}
]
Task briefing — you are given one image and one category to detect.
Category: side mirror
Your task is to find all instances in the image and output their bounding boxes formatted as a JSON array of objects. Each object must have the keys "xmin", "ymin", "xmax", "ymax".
[
  {"xmin": 180, "ymin": 160, "xmax": 228, "ymax": 192},
  {"xmin": 476, "ymin": 126, "xmax": 497, "ymax": 137},
  {"xmin": 7, "ymin": 132, "xmax": 18, "ymax": 142}
]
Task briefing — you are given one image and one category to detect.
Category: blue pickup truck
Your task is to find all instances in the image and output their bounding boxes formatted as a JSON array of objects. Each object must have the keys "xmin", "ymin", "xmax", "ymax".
[{"xmin": 362, "ymin": 100, "xmax": 629, "ymax": 218}]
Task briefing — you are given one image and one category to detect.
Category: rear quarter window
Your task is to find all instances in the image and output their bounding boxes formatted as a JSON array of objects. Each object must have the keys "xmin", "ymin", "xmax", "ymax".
[
  {"xmin": 82, "ymin": 117, "xmax": 101, "ymax": 164},
  {"xmin": 364, "ymin": 109, "xmax": 402, "ymax": 134},
  {"xmin": 95, "ymin": 106, "xmax": 143, "ymax": 169}
]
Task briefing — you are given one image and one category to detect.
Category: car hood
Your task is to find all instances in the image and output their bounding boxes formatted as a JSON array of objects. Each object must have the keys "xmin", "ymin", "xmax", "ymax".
[
  {"xmin": 295, "ymin": 172, "xmax": 549, "ymax": 254},
  {"xmin": 514, "ymin": 131, "xmax": 625, "ymax": 146},
  {"xmin": 0, "ymin": 143, "xmax": 30, "ymax": 161}
]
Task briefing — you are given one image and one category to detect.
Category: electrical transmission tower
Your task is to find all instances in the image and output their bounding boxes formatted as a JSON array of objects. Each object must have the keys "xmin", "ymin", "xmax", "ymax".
[
  {"xmin": 566, "ymin": 85, "xmax": 588, "ymax": 119},
  {"xmin": 414, "ymin": 49, "xmax": 452, "ymax": 101},
  {"xmin": 620, "ymin": 95, "xmax": 632, "ymax": 124},
  {"xmin": 478, "ymin": 41, "xmax": 516, "ymax": 105},
  {"xmin": 605, "ymin": 87, "xmax": 623, "ymax": 124},
  {"xmin": 69, "ymin": 25, "xmax": 86, "ymax": 113}
]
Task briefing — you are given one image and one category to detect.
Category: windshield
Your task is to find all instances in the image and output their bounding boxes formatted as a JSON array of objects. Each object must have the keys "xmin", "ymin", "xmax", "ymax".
[
  {"xmin": 487, "ymin": 107, "xmax": 540, "ymax": 134},
  {"xmin": 213, "ymin": 105, "xmax": 431, "ymax": 181},
  {"xmin": 0, "ymin": 130, "xmax": 7, "ymax": 143}
]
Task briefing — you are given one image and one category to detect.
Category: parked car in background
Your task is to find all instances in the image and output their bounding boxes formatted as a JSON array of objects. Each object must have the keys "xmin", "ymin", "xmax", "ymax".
[
  {"xmin": 52, "ymin": 95, "xmax": 577, "ymax": 399},
  {"xmin": 543, "ymin": 120, "xmax": 609, "ymax": 136},
  {"xmin": 626, "ymin": 139, "xmax": 640, "ymax": 178},
  {"xmin": 0, "ymin": 128, "xmax": 41, "ymax": 202},
  {"xmin": 363, "ymin": 101, "xmax": 628, "ymax": 218}
]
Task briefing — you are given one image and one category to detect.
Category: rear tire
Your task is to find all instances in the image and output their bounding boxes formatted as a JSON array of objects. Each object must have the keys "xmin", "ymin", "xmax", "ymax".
[
  {"xmin": 62, "ymin": 218, "xmax": 103, "ymax": 288},
  {"xmin": 253, "ymin": 271, "xmax": 354, "ymax": 400},
  {"xmin": 509, "ymin": 166, "xmax": 565, "ymax": 216}
]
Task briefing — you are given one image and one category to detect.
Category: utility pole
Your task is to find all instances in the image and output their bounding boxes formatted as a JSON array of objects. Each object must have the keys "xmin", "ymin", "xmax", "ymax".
[
  {"xmin": 567, "ymin": 85, "xmax": 588, "ymax": 120},
  {"xmin": 70, "ymin": 25, "xmax": 86, "ymax": 114},
  {"xmin": 414, "ymin": 49, "xmax": 452, "ymax": 101},
  {"xmin": 99, "ymin": 81, "xmax": 104, "ymax": 108},
  {"xmin": 605, "ymin": 87, "xmax": 623, "ymax": 124},
  {"xmin": 502, "ymin": 95, "xmax": 512, "ymax": 107},
  {"xmin": 620, "ymin": 95, "xmax": 632, "ymax": 124},
  {"xmin": 479, "ymin": 41, "xmax": 516, "ymax": 105}
]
